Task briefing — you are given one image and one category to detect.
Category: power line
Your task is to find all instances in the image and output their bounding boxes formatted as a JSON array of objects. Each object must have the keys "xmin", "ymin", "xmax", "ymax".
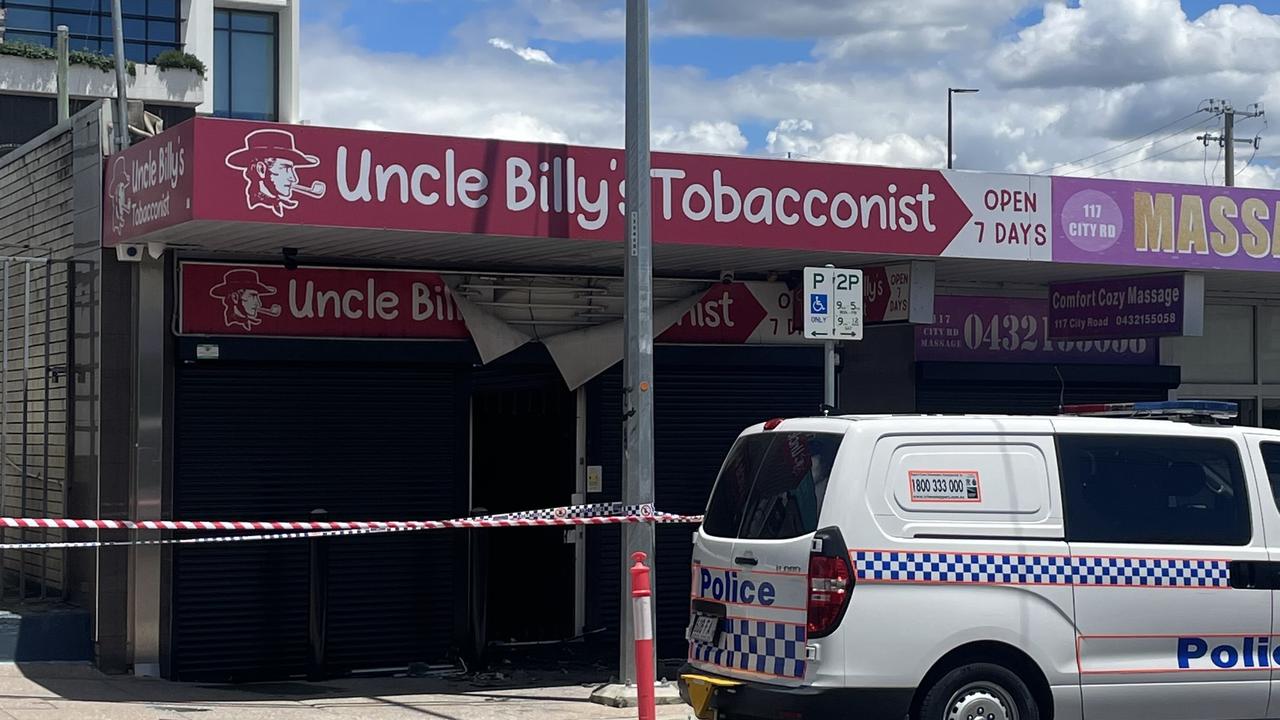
[
  {"xmin": 1038, "ymin": 102, "xmax": 1211, "ymax": 175},
  {"xmin": 1063, "ymin": 113, "xmax": 1217, "ymax": 177},
  {"xmin": 1239, "ymin": 112, "xmax": 1270, "ymax": 176},
  {"xmin": 1084, "ymin": 134, "xmax": 1206, "ymax": 179}
]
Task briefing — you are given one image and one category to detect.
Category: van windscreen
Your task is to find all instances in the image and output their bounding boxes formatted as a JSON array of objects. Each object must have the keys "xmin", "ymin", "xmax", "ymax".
[{"xmin": 702, "ymin": 431, "xmax": 844, "ymax": 540}]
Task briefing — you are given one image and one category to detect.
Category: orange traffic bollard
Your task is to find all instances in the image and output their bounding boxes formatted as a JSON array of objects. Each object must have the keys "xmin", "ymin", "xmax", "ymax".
[{"xmin": 630, "ymin": 551, "xmax": 656, "ymax": 720}]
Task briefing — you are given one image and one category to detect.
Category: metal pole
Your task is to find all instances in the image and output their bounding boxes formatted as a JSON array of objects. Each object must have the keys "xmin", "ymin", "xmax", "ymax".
[
  {"xmin": 40, "ymin": 265, "xmax": 50, "ymax": 600},
  {"xmin": 1, "ymin": 262, "xmax": 8, "ymax": 601},
  {"xmin": 823, "ymin": 262, "xmax": 837, "ymax": 410},
  {"xmin": 109, "ymin": 0, "xmax": 130, "ymax": 151},
  {"xmin": 1224, "ymin": 109, "xmax": 1235, "ymax": 187},
  {"xmin": 307, "ymin": 508, "xmax": 329, "ymax": 680},
  {"xmin": 19, "ymin": 263, "xmax": 29, "ymax": 601},
  {"xmin": 946, "ymin": 90, "xmax": 953, "ymax": 170},
  {"xmin": 824, "ymin": 341, "xmax": 837, "ymax": 409},
  {"xmin": 621, "ymin": 0, "xmax": 655, "ymax": 688},
  {"xmin": 55, "ymin": 26, "xmax": 69, "ymax": 123}
]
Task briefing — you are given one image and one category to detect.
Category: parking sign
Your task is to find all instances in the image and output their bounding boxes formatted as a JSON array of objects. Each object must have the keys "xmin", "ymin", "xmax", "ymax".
[{"xmin": 803, "ymin": 267, "xmax": 863, "ymax": 340}]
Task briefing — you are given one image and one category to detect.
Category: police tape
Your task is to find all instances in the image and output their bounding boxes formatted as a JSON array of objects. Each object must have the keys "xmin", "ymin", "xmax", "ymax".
[
  {"xmin": 0, "ymin": 502, "xmax": 706, "ymax": 550},
  {"xmin": 0, "ymin": 525, "xmax": 415, "ymax": 550}
]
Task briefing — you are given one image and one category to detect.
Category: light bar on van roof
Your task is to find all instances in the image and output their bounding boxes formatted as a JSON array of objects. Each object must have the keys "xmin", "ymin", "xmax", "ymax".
[{"xmin": 1061, "ymin": 400, "xmax": 1238, "ymax": 419}]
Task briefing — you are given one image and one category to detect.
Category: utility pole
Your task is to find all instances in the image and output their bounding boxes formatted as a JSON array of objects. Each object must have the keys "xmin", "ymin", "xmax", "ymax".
[
  {"xmin": 109, "ymin": 0, "xmax": 131, "ymax": 151},
  {"xmin": 1198, "ymin": 100, "xmax": 1264, "ymax": 186},
  {"xmin": 621, "ymin": 0, "xmax": 655, "ymax": 691}
]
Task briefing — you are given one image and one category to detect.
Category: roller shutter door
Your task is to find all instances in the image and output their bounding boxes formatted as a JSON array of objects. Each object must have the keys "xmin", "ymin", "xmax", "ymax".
[
  {"xmin": 586, "ymin": 348, "xmax": 823, "ymax": 660},
  {"xmin": 172, "ymin": 362, "xmax": 467, "ymax": 681},
  {"xmin": 916, "ymin": 362, "xmax": 1180, "ymax": 415}
]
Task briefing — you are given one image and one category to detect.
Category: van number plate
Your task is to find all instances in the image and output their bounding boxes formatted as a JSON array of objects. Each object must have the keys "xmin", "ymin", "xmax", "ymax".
[
  {"xmin": 689, "ymin": 614, "xmax": 721, "ymax": 645},
  {"xmin": 908, "ymin": 471, "xmax": 981, "ymax": 502}
]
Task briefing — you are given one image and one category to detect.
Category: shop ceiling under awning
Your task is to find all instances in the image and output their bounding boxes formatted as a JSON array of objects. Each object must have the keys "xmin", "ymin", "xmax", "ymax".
[{"xmin": 108, "ymin": 117, "xmax": 1280, "ymax": 296}]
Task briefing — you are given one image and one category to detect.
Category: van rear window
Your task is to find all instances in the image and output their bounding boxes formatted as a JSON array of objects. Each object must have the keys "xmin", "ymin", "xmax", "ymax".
[{"xmin": 703, "ymin": 431, "xmax": 843, "ymax": 540}]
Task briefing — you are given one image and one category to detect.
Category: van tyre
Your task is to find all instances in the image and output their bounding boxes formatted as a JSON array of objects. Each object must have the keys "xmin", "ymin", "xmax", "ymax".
[{"xmin": 916, "ymin": 663, "xmax": 1039, "ymax": 720}]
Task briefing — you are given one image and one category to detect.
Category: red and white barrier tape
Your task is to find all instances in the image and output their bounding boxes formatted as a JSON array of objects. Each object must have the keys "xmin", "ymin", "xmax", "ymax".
[
  {"xmin": 0, "ymin": 502, "xmax": 705, "ymax": 550},
  {"xmin": 0, "ymin": 501, "xmax": 679, "ymax": 532},
  {"xmin": 0, "ymin": 525, "xmax": 415, "ymax": 550}
]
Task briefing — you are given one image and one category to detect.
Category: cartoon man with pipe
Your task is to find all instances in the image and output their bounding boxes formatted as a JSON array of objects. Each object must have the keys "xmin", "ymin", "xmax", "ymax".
[
  {"xmin": 224, "ymin": 128, "xmax": 327, "ymax": 218},
  {"xmin": 209, "ymin": 268, "xmax": 282, "ymax": 331}
]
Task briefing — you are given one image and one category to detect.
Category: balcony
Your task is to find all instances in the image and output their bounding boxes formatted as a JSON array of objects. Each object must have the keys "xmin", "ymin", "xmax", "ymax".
[{"xmin": 0, "ymin": 48, "xmax": 204, "ymax": 107}]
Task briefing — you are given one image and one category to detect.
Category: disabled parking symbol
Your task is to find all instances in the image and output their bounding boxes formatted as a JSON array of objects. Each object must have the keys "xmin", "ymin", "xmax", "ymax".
[{"xmin": 810, "ymin": 293, "xmax": 828, "ymax": 315}]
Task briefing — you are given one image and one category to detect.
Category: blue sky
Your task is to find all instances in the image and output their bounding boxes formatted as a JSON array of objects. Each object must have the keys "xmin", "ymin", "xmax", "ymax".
[
  {"xmin": 298, "ymin": 0, "xmax": 1280, "ymax": 187},
  {"xmin": 308, "ymin": 0, "xmax": 1279, "ymax": 68}
]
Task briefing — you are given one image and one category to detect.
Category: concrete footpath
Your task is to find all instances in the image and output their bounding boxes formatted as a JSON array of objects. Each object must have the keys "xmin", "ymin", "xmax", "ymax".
[{"xmin": 0, "ymin": 664, "xmax": 695, "ymax": 719}]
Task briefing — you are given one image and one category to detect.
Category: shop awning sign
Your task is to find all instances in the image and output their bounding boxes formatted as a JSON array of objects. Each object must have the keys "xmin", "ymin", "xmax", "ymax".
[
  {"xmin": 109, "ymin": 118, "xmax": 1280, "ymax": 274},
  {"xmin": 863, "ymin": 261, "xmax": 935, "ymax": 324},
  {"xmin": 917, "ymin": 296, "xmax": 1158, "ymax": 365},
  {"xmin": 1047, "ymin": 273, "xmax": 1204, "ymax": 340},
  {"xmin": 105, "ymin": 119, "xmax": 1050, "ymax": 264},
  {"xmin": 179, "ymin": 262, "xmax": 470, "ymax": 339}
]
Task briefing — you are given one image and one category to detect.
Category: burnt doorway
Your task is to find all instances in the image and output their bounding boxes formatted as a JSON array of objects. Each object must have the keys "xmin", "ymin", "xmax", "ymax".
[{"xmin": 471, "ymin": 363, "xmax": 578, "ymax": 646}]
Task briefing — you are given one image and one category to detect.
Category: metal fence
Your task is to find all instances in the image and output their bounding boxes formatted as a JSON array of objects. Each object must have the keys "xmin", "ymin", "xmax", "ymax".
[{"xmin": 0, "ymin": 256, "xmax": 71, "ymax": 603}]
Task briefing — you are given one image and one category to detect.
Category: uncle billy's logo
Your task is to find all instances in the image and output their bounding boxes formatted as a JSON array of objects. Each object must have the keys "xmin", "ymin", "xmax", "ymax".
[
  {"xmin": 224, "ymin": 129, "xmax": 327, "ymax": 217},
  {"xmin": 208, "ymin": 268, "xmax": 282, "ymax": 331},
  {"xmin": 108, "ymin": 156, "xmax": 133, "ymax": 236}
]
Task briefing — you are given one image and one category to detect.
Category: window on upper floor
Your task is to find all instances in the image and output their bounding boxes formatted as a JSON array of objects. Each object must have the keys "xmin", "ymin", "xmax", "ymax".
[
  {"xmin": 213, "ymin": 8, "xmax": 277, "ymax": 121},
  {"xmin": 0, "ymin": 0, "xmax": 180, "ymax": 63}
]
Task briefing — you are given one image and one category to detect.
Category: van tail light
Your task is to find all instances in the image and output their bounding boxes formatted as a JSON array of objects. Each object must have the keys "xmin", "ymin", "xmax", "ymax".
[{"xmin": 806, "ymin": 528, "xmax": 853, "ymax": 638}]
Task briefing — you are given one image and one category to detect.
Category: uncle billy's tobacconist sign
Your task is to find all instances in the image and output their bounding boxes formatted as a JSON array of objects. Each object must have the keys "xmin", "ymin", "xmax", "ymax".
[{"xmin": 108, "ymin": 118, "xmax": 1280, "ymax": 274}]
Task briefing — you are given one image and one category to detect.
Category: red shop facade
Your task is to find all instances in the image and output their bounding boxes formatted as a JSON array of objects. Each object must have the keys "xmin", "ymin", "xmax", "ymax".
[{"xmin": 101, "ymin": 117, "xmax": 1220, "ymax": 680}]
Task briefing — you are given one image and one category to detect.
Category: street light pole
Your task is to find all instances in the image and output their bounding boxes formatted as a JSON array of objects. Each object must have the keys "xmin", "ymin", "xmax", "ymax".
[
  {"xmin": 946, "ymin": 88, "xmax": 979, "ymax": 170},
  {"xmin": 621, "ymin": 0, "xmax": 655, "ymax": 690}
]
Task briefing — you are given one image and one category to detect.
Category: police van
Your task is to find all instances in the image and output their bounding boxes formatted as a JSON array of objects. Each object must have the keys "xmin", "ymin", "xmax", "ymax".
[{"xmin": 679, "ymin": 402, "xmax": 1280, "ymax": 720}]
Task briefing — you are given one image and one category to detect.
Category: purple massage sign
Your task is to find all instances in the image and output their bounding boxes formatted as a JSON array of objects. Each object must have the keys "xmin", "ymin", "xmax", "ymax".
[
  {"xmin": 1052, "ymin": 176, "xmax": 1280, "ymax": 271},
  {"xmin": 1048, "ymin": 273, "xmax": 1205, "ymax": 340},
  {"xmin": 916, "ymin": 296, "xmax": 1158, "ymax": 365}
]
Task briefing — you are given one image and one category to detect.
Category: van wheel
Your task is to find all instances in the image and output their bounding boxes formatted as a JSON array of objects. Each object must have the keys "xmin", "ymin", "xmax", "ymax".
[{"xmin": 916, "ymin": 663, "xmax": 1039, "ymax": 720}]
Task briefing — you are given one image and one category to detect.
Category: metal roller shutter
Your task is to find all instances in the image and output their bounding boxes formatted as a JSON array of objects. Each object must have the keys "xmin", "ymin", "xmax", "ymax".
[
  {"xmin": 916, "ymin": 362, "xmax": 1180, "ymax": 415},
  {"xmin": 173, "ymin": 362, "xmax": 467, "ymax": 682},
  {"xmin": 586, "ymin": 348, "xmax": 823, "ymax": 661}
]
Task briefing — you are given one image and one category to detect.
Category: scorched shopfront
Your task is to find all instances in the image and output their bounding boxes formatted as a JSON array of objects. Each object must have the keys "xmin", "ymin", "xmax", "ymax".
[{"xmin": 95, "ymin": 116, "xmax": 1280, "ymax": 680}]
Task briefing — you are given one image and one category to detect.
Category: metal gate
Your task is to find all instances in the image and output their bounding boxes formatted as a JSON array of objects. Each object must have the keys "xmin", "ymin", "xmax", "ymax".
[{"xmin": 0, "ymin": 256, "xmax": 73, "ymax": 603}]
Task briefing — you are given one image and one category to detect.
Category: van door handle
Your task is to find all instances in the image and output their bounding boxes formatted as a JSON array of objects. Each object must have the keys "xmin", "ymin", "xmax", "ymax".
[
  {"xmin": 1229, "ymin": 560, "xmax": 1280, "ymax": 590},
  {"xmin": 1230, "ymin": 560, "xmax": 1258, "ymax": 589},
  {"xmin": 734, "ymin": 556, "xmax": 758, "ymax": 567}
]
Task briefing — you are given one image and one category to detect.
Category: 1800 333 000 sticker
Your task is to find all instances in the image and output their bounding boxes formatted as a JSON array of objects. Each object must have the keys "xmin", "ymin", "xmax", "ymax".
[{"xmin": 908, "ymin": 470, "xmax": 982, "ymax": 502}]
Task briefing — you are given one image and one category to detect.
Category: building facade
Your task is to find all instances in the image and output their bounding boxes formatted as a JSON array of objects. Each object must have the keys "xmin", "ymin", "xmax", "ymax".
[
  {"xmin": 0, "ymin": 0, "xmax": 298, "ymax": 150},
  {"xmin": 4, "ymin": 107, "xmax": 1280, "ymax": 680}
]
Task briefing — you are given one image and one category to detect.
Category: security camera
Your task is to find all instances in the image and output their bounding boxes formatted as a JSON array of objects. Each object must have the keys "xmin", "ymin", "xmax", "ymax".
[
  {"xmin": 719, "ymin": 270, "xmax": 735, "ymax": 284},
  {"xmin": 146, "ymin": 241, "xmax": 166, "ymax": 259},
  {"xmin": 115, "ymin": 244, "xmax": 144, "ymax": 262}
]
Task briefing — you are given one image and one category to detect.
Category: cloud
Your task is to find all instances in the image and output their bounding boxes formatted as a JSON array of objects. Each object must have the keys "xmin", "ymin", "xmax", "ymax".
[
  {"xmin": 657, "ymin": 0, "xmax": 1033, "ymax": 40},
  {"xmin": 487, "ymin": 37, "xmax": 556, "ymax": 64},
  {"xmin": 655, "ymin": 121, "xmax": 749, "ymax": 154},
  {"xmin": 300, "ymin": 0, "xmax": 1279, "ymax": 190},
  {"xmin": 766, "ymin": 119, "xmax": 945, "ymax": 167},
  {"xmin": 990, "ymin": 0, "xmax": 1280, "ymax": 88}
]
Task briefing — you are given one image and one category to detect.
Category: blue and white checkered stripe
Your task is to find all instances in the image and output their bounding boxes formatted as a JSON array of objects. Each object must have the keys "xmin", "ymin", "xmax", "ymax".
[
  {"xmin": 690, "ymin": 619, "xmax": 807, "ymax": 679},
  {"xmin": 1073, "ymin": 556, "xmax": 1229, "ymax": 587},
  {"xmin": 853, "ymin": 550, "xmax": 1230, "ymax": 589}
]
